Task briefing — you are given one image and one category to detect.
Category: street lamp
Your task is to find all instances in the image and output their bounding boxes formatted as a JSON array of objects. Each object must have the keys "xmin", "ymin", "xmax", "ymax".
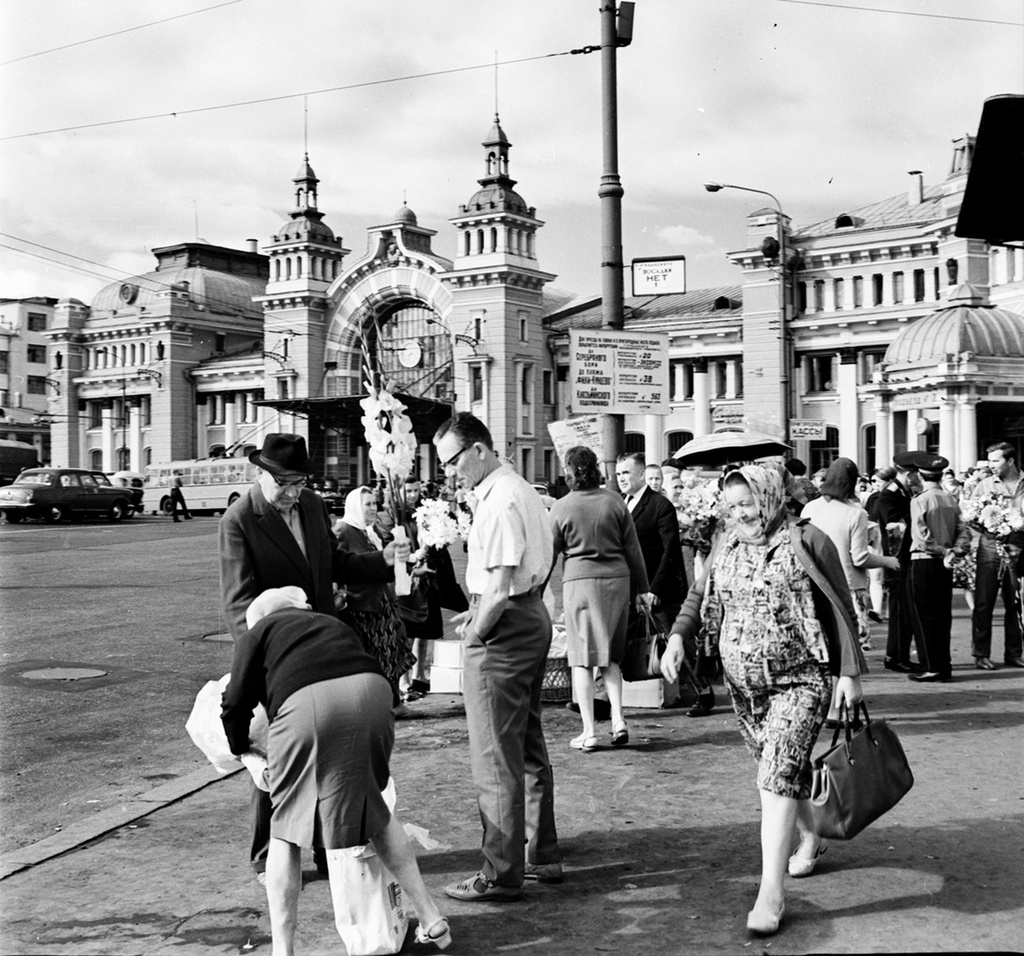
[{"xmin": 704, "ymin": 181, "xmax": 792, "ymax": 434}]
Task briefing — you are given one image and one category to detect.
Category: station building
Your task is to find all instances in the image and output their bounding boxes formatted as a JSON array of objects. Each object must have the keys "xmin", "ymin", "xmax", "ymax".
[{"xmin": 41, "ymin": 124, "xmax": 1024, "ymax": 484}]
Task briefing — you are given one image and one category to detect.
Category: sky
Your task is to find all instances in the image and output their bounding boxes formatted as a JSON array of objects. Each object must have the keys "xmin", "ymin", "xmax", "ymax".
[{"xmin": 1, "ymin": 0, "xmax": 1021, "ymax": 305}]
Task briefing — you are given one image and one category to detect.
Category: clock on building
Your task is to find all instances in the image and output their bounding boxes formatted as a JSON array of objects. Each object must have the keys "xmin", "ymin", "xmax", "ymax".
[{"xmin": 119, "ymin": 283, "xmax": 139, "ymax": 304}]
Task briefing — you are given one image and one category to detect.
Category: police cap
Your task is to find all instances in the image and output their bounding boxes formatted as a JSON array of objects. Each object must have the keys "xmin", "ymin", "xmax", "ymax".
[{"xmin": 893, "ymin": 451, "xmax": 948, "ymax": 473}]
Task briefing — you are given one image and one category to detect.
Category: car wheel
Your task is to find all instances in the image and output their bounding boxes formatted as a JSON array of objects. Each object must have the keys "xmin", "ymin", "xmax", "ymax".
[
  {"xmin": 107, "ymin": 500, "xmax": 127, "ymax": 522},
  {"xmin": 46, "ymin": 505, "xmax": 68, "ymax": 523},
  {"xmin": 160, "ymin": 496, "xmax": 174, "ymax": 516},
  {"xmin": 2, "ymin": 511, "xmax": 23, "ymax": 523}
]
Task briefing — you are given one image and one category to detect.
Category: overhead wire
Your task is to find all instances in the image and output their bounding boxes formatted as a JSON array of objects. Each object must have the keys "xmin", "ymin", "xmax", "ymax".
[{"xmin": 772, "ymin": 0, "xmax": 1021, "ymax": 26}]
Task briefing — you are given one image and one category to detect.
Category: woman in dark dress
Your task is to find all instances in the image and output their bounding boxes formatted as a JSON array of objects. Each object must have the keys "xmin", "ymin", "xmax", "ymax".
[{"xmin": 221, "ymin": 586, "xmax": 450, "ymax": 954}]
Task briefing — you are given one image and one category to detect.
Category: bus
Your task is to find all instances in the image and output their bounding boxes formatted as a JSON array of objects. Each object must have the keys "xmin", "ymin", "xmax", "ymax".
[
  {"xmin": 141, "ymin": 458, "xmax": 257, "ymax": 516},
  {"xmin": 0, "ymin": 439, "xmax": 41, "ymax": 486}
]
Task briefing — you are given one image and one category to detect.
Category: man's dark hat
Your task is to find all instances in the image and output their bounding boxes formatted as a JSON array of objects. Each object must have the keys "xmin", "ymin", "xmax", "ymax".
[
  {"xmin": 248, "ymin": 434, "xmax": 314, "ymax": 476},
  {"xmin": 893, "ymin": 450, "xmax": 948, "ymax": 473}
]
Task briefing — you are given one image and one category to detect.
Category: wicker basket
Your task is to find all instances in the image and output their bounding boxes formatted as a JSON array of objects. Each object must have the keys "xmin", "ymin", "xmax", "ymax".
[{"xmin": 541, "ymin": 657, "xmax": 571, "ymax": 703}]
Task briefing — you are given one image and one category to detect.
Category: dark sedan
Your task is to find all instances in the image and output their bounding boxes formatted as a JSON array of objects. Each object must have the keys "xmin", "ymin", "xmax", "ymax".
[{"xmin": 0, "ymin": 468, "xmax": 133, "ymax": 523}]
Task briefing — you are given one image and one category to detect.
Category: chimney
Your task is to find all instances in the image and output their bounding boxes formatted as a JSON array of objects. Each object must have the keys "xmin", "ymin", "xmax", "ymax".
[
  {"xmin": 907, "ymin": 170, "xmax": 924, "ymax": 206},
  {"xmin": 246, "ymin": 238, "xmax": 259, "ymax": 253}
]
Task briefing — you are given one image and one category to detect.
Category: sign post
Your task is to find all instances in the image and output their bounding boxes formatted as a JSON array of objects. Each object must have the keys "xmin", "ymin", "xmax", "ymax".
[{"xmin": 569, "ymin": 329, "xmax": 670, "ymax": 416}]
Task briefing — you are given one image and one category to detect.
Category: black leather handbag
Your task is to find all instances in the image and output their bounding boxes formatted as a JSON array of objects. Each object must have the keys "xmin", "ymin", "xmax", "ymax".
[
  {"xmin": 810, "ymin": 702, "xmax": 914, "ymax": 839},
  {"xmin": 621, "ymin": 607, "xmax": 667, "ymax": 682}
]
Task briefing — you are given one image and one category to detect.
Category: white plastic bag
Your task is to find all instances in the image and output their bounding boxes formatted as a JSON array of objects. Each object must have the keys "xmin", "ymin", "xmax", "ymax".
[
  {"xmin": 185, "ymin": 674, "xmax": 270, "ymax": 789},
  {"xmin": 327, "ymin": 777, "xmax": 409, "ymax": 956}
]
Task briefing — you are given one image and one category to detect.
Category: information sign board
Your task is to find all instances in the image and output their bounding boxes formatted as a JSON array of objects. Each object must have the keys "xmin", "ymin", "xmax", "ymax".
[{"xmin": 569, "ymin": 329, "xmax": 670, "ymax": 415}]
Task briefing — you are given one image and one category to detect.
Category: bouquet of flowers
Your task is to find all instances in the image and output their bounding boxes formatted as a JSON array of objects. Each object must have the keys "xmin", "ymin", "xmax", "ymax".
[
  {"xmin": 410, "ymin": 497, "xmax": 469, "ymax": 565},
  {"xmin": 676, "ymin": 477, "xmax": 722, "ymax": 557},
  {"xmin": 960, "ymin": 492, "xmax": 1024, "ymax": 540}
]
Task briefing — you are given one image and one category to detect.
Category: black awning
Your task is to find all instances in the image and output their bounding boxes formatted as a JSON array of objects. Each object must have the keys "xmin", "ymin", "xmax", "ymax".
[
  {"xmin": 955, "ymin": 94, "xmax": 1024, "ymax": 246},
  {"xmin": 255, "ymin": 393, "xmax": 453, "ymax": 446}
]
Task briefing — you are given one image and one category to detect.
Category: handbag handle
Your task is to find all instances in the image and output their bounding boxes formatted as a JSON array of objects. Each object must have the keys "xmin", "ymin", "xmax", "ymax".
[{"xmin": 828, "ymin": 700, "xmax": 877, "ymax": 752}]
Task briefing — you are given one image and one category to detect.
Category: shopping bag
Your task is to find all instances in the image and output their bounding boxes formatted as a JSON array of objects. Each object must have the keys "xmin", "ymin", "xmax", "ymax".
[
  {"xmin": 327, "ymin": 778, "xmax": 409, "ymax": 956},
  {"xmin": 621, "ymin": 607, "xmax": 667, "ymax": 682},
  {"xmin": 810, "ymin": 702, "xmax": 914, "ymax": 839},
  {"xmin": 185, "ymin": 674, "xmax": 269, "ymax": 789}
]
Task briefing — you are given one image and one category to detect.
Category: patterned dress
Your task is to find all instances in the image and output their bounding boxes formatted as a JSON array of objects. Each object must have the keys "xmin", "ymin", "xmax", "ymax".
[{"xmin": 702, "ymin": 527, "xmax": 832, "ymax": 799}]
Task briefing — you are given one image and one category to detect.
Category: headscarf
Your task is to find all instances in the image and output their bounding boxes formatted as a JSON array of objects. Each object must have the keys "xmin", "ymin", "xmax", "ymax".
[
  {"xmin": 245, "ymin": 586, "xmax": 309, "ymax": 630},
  {"xmin": 340, "ymin": 486, "xmax": 384, "ymax": 550},
  {"xmin": 729, "ymin": 463, "xmax": 789, "ymax": 546}
]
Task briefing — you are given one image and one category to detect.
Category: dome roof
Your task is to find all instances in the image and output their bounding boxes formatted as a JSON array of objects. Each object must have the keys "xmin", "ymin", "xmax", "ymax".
[
  {"xmin": 92, "ymin": 265, "xmax": 265, "ymax": 317},
  {"xmin": 274, "ymin": 215, "xmax": 336, "ymax": 244},
  {"xmin": 393, "ymin": 204, "xmax": 417, "ymax": 225},
  {"xmin": 465, "ymin": 184, "xmax": 530, "ymax": 215},
  {"xmin": 884, "ymin": 284, "xmax": 1024, "ymax": 364}
]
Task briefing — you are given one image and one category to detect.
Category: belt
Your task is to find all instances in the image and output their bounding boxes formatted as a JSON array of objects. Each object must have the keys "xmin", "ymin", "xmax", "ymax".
[
  {"xmin": 469, "ymin": 586, "xmax": 542, "ymax": 604},
  {"xmin": 910, "ymin": 553, "xmax": 943, "ymax": 561}
]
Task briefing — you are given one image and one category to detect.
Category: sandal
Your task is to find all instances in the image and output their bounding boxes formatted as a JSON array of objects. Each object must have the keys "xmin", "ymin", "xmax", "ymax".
[
  {"xmin": 570, "ymin": 733, "xmax": 599, "ymax": 752},
  {"xmin": 415, "ymin": 916, "xmax": 452, "ymax": 950},
  {"xmin": 610, "ymin": 721, "xmax": 629, "ymax": 746}
]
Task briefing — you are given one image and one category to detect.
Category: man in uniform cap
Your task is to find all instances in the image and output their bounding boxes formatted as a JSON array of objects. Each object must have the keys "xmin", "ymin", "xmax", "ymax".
[
  {"xmin": 905, "ymin": 454, "xmax": 970, "ymax": 682},
  {"xmin": 876, "ymin": 452, "xmax": 927, "ymax": 672}
]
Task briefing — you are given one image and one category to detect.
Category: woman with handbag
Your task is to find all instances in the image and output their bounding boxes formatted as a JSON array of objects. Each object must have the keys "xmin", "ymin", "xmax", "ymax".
[
  {"xmin": 548, "ymin": 446, "xmax": 653, "ymax": 751},
  {"xmin": 662, "ymin": 463, "xmax": 866, "ymax": 935},
  {"xmin": 334, "ymin": 487, "xmax": 416, "ymax": 713},
  {"xmin": 221, "ymin": 587, "xmax": 451, "ymax": 954}
]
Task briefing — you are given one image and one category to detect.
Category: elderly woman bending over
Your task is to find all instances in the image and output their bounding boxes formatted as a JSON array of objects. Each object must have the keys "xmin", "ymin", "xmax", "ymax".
[
  {"xmin": 662, "ymin": 464, "xmax": 865, "ymax": 936},
  {"xmin": 221, "ymin": 587, "xmax": 450, "ymax": 955}
]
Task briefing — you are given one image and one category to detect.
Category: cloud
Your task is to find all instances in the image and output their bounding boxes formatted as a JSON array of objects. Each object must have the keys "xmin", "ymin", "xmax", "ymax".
[{"xmin": 657, "ymin": 225, "xmax": 721, "ymax": 258}]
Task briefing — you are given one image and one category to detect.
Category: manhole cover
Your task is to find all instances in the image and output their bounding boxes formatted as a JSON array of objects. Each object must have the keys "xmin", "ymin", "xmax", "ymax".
[
  {"xmin": 21, "ymin": 667, "xmax": 108, "ymax": 681},
  {"xmin": 202, "ymin": 632, "xmax": 233, "ymax": 643}
]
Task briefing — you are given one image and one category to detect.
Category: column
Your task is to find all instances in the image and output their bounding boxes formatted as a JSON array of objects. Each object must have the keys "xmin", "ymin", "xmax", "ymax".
[
  {"xmin": 837, "ymin": 350, "xmax": 859, "ymax": 460},
  {"xmin": 673, "ymin": 362, "xmax": 684, "ymax": 402},
  {"xmin": 823, "ymin": 280, "xmax": 836, "ymax": 314},
  {"xmin": 692, "ymin": 359, "xmax": 711, "ymax": 437},
  {"xmin": 882, "ymin": 272, "xmax": 894, "ymax": 307},
  {"xmin": 644, "ymin": 414, "xmax": 662, "ymax": 463},
  {"xmin": 873, "ymin": 397, "xmax": 891, "ymax": 465},
  {"xmin": 129, "ymin": 403, "xmax": 142, "ymax": 471},
  {"xmin": 939, "ymin": 398, "xmax": 957, "ymax": 468},
  {"xmin": 725, "ymin": 360, "xmax": 738, "ymax": 400},
  {"xmin": 958, "ymin": 397, "xmax": 979, "ymax": 469},
  {"xmin": 905, "ymin": 408, "xmax": 920, "ymax": 451},
  {"xmin": 101, "ymin": 404, "xmax": 115, "ymax": 472},
  {"xmin": 224, "ymin": 393, "xmax": 238, "ymax": 450}
]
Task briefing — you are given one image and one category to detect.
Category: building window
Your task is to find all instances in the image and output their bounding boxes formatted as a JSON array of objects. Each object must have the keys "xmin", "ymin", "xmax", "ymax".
[
  {"xmin": 89, "ymin": 449, "xmax": 103, "ymax": 471},
  {"xmin": 813, "ymin": 280, "xmax": 825, "ymax": 312},
  {"xmin": 833, "ymin": 278, "xmax": 844, "ymax": 311},
  {"xmin": 670, "ymin": 359, "xmax": 694, "ymax": 401},
  {"xmin": 518, "ymin": 312, "xmax": 528, "ymax": 342},
  {"xmin": 667, "ymin": 431, "xmax": 693, "ymax": 457},
  {"xmin": 624, "ymin": 433, "xmax": 644, "ymax": 455},
  {"xmin": 872, "ymin": 274, "xmax": 884, "ymax": 306},
  {"xmin": 27, "ymin": 312, "xmax": 47, "ymax": 332},
  {"xmin": 26, "ymin": 344, "xmax": 47, "ymax": 364},
  {"xmin": 805, "ymin": 354, "xmax": 835, "ymax": 393},
  {"xmin": 88, "ymin": 401, "xmax": 102, "ymax": 428},
  {"xmin": 543, "ymin": 449, "xmax": 555, "ymax": 483},
  {"xmin": 141, "ymin": 396, "xmax": 151, "ymax": 426},
  {"xmin": 860, "ymin": 351, "xmax": 886, "ymax": 385},
  {"xmin": 0, "ymin": 351, "xmax": 8, "ymax": 374},
  {"xmin": 797, "ymin": 282, "xmax": 808, "ymax": 314},
  {"xmin": 712, "ymin": 361, "xmax": 727, "ymax": 399},
  {"xmin": 542, "ymin": 369, "xmax": 554, "ymax": 405},
  {"xmin": 852, "ymin": 275, "xmax": 864, "ymax": 308},
  {"xmin": 470, "ymin": 365, "xmax": 483, "ymax": 403},
  {"xmin": 27, "ymin": 375, "xmax": 48, "ymax": 395},
  {"xmin": 809, "ymin": 427, "xmax": 840, "ymax": 473},
  {"xmin": 913, "ymin": 269, "xmax": 926, "ymax": 302},
  {"xmin": 473, "ymin": 314, "xmax": 483, "ymax": 341},
  {"xmin": 892, "ymin": 271, "xmax": 904, "ymax": 304}
]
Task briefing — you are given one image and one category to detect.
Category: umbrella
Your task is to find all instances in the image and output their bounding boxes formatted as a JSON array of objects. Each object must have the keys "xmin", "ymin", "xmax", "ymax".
[{"xmin": 670, "ymin": 430, "xmax": 791, "ymax": 467}]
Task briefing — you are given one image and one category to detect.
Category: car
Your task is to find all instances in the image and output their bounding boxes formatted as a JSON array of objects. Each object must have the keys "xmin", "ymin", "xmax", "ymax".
[
  {"xmin": 0, "ymin": 468, "xmax": 133, "ymax": 524},
  {"xmin": 109, "ymin": 471, "xmax": 146, "ymax": 517}
]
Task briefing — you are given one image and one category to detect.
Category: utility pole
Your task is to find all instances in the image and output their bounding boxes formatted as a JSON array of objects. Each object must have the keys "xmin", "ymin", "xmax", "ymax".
[{"xmin": 598, "ymin": 1, "xmax": 632, "ymax": 479}]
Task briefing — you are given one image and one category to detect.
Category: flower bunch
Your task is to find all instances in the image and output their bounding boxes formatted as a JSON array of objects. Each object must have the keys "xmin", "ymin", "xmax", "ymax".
[
  {"xmin": 359, "ymin": 366, "xmax": 417, "ymax": 525},
  {"xmin": 676, "ymin": 477, "xmax": 722, "ymax": 556},
  {"xmin": 410, "ymin": 497, "xmax": 468, "ymax": 563},
  {"xmin": 960, "ymin": 492, "xmax": 1024, "ymax": 540}
]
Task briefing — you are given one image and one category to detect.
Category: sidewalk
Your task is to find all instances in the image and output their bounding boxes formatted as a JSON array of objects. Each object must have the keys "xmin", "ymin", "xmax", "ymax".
[{"xmin": 1, "ymin": 606, "xmax": 1022, "ymax": 955}]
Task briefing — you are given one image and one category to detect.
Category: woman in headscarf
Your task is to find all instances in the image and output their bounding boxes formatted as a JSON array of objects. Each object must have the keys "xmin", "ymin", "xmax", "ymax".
[
  {"xmin": 664, "ymin": 463, "xmax": 865, "ymax": 935},
  {"xmin": 221, "ymin": 587, "xmax": 451, "ymax": 953},
  {"xmin": 334, "ymin": 486, "xmax": 415, "ymax": 711}
]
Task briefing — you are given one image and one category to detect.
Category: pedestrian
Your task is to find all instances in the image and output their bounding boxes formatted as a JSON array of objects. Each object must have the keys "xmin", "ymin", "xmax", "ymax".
[
  {"xmin": 968, "ymin": 442, "xmax": 1024, "ymax": 670},
  {"xmin": 663, "ymin": 463, "xmax": 865, "ymax": 936},
  {"xmin": 170, "ymin": 470, "xmax": 191, "ymax": 522},
  {"xmin": 906, "ymin": 455, "xmax": 970, "ymax": 682},
  {"xmin": 864, "ymin": 466, "xmax": 896, "ymax": 622},
  {"xmin": 548, "ymin": 445, "xmax": 652, "ymax": 752},
  {"xmin": 218, "ymin": 433, "xmax": 409, "ymax": 885},
  {"xmin": 334, "ymin": 486, "xmax": 415, "ymax": 711},
  {"xmin": 876, "ymin": 453, "xmax": 924, "ymax": 673},
  {"xmin": 221, "ymin": 587, "xmax": 451, "ymax": 954},
  {"xmin": 802, "ymin": 458, "xmax": 900, "ymax": 659},
  {"xmin": 433, "ymin": 411, "xmax": 562, "ymax": 901},
  {"xmin": 644, "ymin": 462, "xmax": 665, "ymax": 495}
]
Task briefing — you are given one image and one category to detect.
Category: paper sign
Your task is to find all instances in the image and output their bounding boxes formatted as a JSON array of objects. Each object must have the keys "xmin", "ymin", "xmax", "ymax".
[
  {"xmin": 569, "ymin": 329, "xmax": 670, "ymax": 415},
  {"xmin": 547, "ymin": 415, "xmax": 606, "ymax": 466}
]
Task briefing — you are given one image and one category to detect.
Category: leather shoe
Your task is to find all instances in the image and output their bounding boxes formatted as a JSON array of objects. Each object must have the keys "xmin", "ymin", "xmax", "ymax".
[
  {"xmin": 867, "ymin": 609, "xmax": 883, "ymax": 623},
  {"xmin": 909, "ymin": 671, "xmax": 951, "ymax": 683},
  {"xmin": 524, "ymin": 861, "xmax": 564, "ymax": 884},
  {"xmin": 747, "ymin": 901, "xmax": 785, "ymax": 935},
  {"xmin": 975, "ymin": 657, "xmax": 996, "ymax": 671},
  {"xmin": 687, "ymin": 688, "xmax": 715, "ymax": 717},
  {"xmin": 884, "ymin": 658, "xmax": 918, "ymax": 673},
  {"xmin": 1004, "ymin": 657, "xmax": 1024, "ymax": 668},
  {"xmin": 444, "ymin": 873, "xmax": 521, "ymax": 902}
]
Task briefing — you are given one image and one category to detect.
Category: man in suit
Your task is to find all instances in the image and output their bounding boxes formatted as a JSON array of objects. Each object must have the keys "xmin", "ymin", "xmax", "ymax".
[
  {"xmin": 219, "ymin": 433, "xmax": 409, "ymax": 882},
  {"xmin": 876, "ymin": 452, "xmax": 924, "ymax": 673}
]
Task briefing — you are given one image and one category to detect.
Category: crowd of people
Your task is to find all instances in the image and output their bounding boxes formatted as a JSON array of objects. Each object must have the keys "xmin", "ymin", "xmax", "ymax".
[{"xmin": 211, "ymin": 426, "xmax": 1023, "ymax": 952}]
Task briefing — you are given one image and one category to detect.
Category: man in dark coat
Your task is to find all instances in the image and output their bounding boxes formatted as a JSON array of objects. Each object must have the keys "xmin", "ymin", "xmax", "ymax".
[{"xmin": 219, "ymin": 434, "xmax": 407, "ymax": 882}]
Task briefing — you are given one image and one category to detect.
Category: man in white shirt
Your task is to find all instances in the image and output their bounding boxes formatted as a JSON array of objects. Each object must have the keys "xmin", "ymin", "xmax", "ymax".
[{"xmin": 434, "ymin": 413, "xmax": 562, "ymax": 901}]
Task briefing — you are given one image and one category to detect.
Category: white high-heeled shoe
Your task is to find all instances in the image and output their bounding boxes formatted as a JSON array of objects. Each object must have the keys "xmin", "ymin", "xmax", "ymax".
[{"xmin": 788, "ymin": 839, "xmax": 827, "ymax": 877}]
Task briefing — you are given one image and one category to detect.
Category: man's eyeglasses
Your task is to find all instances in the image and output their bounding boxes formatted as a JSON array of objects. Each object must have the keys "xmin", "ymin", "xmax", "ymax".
[
  {"xmin": 269, "ymin": 473, "xmax": 308, "ymax": 490},
  {"xmin": 441, "ymin": 443, "xmax": 474, "ymax": 470}
]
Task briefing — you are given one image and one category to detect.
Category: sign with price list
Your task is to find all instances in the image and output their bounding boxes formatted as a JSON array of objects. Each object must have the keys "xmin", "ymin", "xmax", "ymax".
[{"xmin": 569, "ymin": 329, "xmax": 670, "ymax": 415}]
